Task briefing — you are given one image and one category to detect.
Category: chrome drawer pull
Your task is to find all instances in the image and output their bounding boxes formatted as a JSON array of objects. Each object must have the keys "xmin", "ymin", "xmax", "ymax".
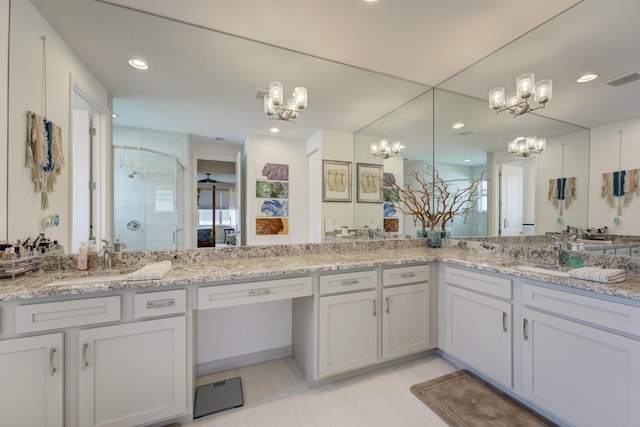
[
  {"xmin": 372, "ymin": 299, "xmax": 377, "ymax": 317},
  {"xmin": 341, "ymin": 279, "xmax": 360, "ymax": 285},
  {"xmin": 502, "ymin": 312, "xmax": 508, "ymax": 332},
  {"xmin": 400, "ymin": 273, "xmax": 416, "ymax": 278},
  {"xmin": 82, "ymin": 343, "xmax": 89, "ymax": 369},
  {"xmin": 523, "ymin": 318, "xmax": 529, "ymax": 340},
  {"xmin": 249, "ymin": 289, "xmax": 268, "ymax": 296},
  {"xmin": 49, "ymin": 348, "xmax": 57, "ymax": 376},
  {"xmin": 146, "ymin": 298, "xmax": 176, "ymax": 309},
  {"xmin": 385, "ymin": 297, "xmax": 390, "ymax": 314}
]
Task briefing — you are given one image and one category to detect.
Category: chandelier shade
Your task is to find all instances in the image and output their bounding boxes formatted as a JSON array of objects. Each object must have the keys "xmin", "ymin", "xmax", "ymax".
[
  {"xmin": 507, "ymin": 136, "xmax": 546, "ymax": 157},
  {"xmin": 490, "ymin": 73, "xmax": 552, "ymax": 118},
  {"xmin": 264, "ymin": 81, "xmax": 308, "ymax": 122},
  {"xmin": 371, "ymin": 139, "xmax": 403, "ymax": 159}
]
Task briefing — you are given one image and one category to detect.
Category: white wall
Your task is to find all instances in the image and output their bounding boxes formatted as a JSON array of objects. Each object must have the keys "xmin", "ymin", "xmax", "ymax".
[
  {"xmin": 7, "ymin": 0, "xmax": 109, "ymax": 247},
  {"xmin": 245, "ymin": 133, "xmax": 308, "ymax": 245},
  {"xmin": 537, "ymin": 129, "xmax": 590, "ymax": 233},
  {"xmin": 0, "ymin": 0, "xmax": 8, "ymax": 240},
  {"xmin": 589, "ymin": 117, "xmax": 640, "ymax": 234}
]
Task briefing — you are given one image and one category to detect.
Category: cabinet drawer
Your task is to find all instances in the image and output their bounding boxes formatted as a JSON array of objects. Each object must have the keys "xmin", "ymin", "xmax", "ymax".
[
  {"xmin": 319, "ymin": 270, "xmax": 377, "ymax": 295},
  {"xmin": 15, "ymin": 296, "xmax": 121, "ymax": 333},
  {"xmin": 198, "ymin": 276, "xmax": 312, "ymax": 309},
  {"xmin": 445, "ymin": 266, "xmax": 511, "ymax": 300},
  {"xmin": 134, "ymin": 289, "xmax": 186, "ymax": 319},
  {"xmin": 382, "ymin": 265, "xmax": 429, "ymax": 287},
  {"xmin": 522, "ymin": 284, "xmax": 640, "ymax": 338}
]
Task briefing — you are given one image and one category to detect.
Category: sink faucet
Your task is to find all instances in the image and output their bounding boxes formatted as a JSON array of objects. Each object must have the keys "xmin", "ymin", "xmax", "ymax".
[
  {"xmin": 551, "ymin": 236, "xmax": 567, "ymax": 266},
  {"xmin": 102, "ymin": 239, "xmax": 113, "ymax": 271}
]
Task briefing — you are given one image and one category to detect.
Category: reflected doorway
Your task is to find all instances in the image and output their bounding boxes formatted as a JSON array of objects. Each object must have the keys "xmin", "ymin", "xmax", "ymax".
[
  {"xmin": 196, "ymin": 159, "xmax": 240, "ymax": 247},
  {"xmin": 498, "ymin": 158, "xmax": 536, "ymax": 236}
]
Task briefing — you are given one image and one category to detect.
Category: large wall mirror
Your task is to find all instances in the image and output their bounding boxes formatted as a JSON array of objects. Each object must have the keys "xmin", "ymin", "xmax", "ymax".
[{"xmin": 6, "ymin": 0, "xmax": 639, "ymax": 256}]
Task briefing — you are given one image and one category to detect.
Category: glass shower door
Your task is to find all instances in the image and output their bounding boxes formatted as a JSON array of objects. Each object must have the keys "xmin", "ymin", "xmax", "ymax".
[{"xmin": 113, "ymin": 147, "xmax": 183, "ymax": 251}]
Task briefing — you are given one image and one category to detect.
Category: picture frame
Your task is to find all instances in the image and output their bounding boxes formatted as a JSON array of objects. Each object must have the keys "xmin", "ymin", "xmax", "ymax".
[
  {"xmin": 323, "ymin": 160, "xmax": 352, "ymax": 202},
  {"xmin": 357, "ymin": 163, "xmax": 383, "ymax": 203}
]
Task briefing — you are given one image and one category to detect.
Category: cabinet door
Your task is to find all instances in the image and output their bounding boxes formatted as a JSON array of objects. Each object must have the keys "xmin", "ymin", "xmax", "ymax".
[
  {"xmin": 444, "ymin": 285, "xmax": 512, "ymax": 388},
  {"xmin": 382, "ymin": 283, "xmax": 429, "ymax": 360},
  {"xmin": 78, "ymin": 316, "xmax": 186, "ymax": 427},
  {"xmin": 0, "ymin": 333, "xmax": 63, "ymax": 427},
  {"xmin": 318, "ymin": 290, "xmax": 378, "ymax": 377},
  {"xmin": 521, "ymin": 308, "xmax": 640, "ymax": 427}
]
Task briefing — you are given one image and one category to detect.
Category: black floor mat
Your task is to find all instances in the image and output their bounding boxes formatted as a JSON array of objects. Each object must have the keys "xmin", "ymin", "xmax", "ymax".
[{"xmin": 193, "ymin": 377, "xmax": 244, "ymax": 419}]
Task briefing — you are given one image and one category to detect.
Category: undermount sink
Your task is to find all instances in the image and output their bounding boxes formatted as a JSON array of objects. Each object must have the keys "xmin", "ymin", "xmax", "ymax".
[
  {"xmin": 513, "ymin": 265, "xmax": 570, "ymax": 278},
  {"xmin": 45, "ymin": 273, "xmax": 129, "ymax": 287}
]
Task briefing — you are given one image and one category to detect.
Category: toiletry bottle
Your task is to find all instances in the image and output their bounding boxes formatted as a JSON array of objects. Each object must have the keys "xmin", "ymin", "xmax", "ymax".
[{"xmin": 78, "ymin": 242, "xmax": 89, "ymax": 271}]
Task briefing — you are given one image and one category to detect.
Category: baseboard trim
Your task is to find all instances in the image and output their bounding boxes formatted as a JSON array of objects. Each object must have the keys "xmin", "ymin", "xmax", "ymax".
[{"xmin": 197, "ymin": 346, "xmax": 292, "ymax": 376}]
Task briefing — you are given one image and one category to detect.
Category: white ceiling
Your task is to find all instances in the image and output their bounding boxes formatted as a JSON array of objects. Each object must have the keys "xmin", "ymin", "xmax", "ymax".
[{"xmin": 28, "ymin": 0, "xmax": 640, "ymax": 160}]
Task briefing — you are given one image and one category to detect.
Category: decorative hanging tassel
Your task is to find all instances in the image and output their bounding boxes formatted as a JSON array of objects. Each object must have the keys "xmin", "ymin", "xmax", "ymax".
[
  {"xmin": 25, "ymin": 111, "xmax": 34, "ymax": 167},
  {"xmin": 41, "ymin": 191, "xmax": 49, "ymax": 210}
]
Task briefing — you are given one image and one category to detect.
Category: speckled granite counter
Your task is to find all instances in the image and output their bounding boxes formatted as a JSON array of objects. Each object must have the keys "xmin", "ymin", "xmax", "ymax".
[{"xmin": 2, "ymin": 245, "xmax": 640, "ymax": 302}]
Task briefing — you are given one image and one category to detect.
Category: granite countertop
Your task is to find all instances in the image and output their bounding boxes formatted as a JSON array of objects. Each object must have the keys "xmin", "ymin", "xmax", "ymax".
[{"xmin": 1, "ymin": 247, "xmax": 639, "ymax": 302}]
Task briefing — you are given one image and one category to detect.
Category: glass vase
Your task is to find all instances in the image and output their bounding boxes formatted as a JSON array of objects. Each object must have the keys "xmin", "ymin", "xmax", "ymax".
[{"xmin": 426, "ymin": 230, "xmax": 441, "ymax": 248}]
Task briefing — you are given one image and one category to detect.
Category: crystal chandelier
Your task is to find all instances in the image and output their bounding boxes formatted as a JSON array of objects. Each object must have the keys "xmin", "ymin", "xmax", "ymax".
[
  {"xmin": 263, "ymin": 82, "xmax": 308, "ymax": 122},
  {"xmin": 507, "ymin": 136, "xmax": 546, "ymax": 157},
  {"xmin": 489, "ymin": 73, "xmax": 552, "ymax": 117},
  {"xmin": 370, "ymin": 139, "xmax": 403, "ymax": 159}
]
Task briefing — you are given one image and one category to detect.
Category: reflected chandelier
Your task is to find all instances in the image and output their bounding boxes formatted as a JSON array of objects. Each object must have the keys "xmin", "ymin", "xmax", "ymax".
[
  {"xmin": 263, "ymin": 82, "xmax": 308, "ymax": 122},
  {"xmin": 370, "ymin": 139, "xmax": 403, "ymax": 159},
  {"xmin": 489, "ymin": 73, "xmax": 552, "ymax": 117},
  {"xmin": 508, "ymin": 136, "xmax": 546, "ymax": 157}
]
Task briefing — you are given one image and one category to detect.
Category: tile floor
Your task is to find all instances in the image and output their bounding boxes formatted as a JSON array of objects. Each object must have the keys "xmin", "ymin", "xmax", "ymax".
[{"xmin": 186, "ymin": 355, "xmax": 456, "ymax": 427}]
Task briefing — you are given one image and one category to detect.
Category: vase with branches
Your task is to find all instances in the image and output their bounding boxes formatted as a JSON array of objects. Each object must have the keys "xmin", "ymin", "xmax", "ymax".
[{"xmin": 384, "ymin": 164, "xmax": 486, "ymax": 246}]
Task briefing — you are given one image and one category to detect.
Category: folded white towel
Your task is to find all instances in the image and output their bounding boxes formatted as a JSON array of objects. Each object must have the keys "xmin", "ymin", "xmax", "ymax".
[
  {"xmin": 127, "ymin": 261, "xmax": 172, "ymax": 281},
  {"xmin": 568, "ymin": 267, "xmax": 626, "ymax": 283}
]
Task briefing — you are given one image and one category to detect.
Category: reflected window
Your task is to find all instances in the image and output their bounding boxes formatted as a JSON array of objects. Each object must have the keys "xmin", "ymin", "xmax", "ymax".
[{"xmin": 477, "ymin": 180, "xmax": 488, "ymax": 213}]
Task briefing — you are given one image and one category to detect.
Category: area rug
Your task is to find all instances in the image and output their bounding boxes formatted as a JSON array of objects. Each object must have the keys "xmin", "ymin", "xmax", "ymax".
[{"xmin": 410, "ymin": 370, "xmax": 558, "ymax": 427}]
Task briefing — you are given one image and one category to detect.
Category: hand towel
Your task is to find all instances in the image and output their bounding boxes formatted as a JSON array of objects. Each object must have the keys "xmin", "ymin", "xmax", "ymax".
[
  {"xmin": 568, "ymin": 267, "xmax": 626, "ymax": 283},
  {"xmin": 127, "ymin": 260, "xmax": 172, "ymax": 281}
]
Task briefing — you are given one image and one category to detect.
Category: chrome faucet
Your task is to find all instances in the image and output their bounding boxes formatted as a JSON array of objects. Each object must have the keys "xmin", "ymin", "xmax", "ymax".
[{"xmin": 102, "ymin": 239, "xmax": 113, "ymax": 271}]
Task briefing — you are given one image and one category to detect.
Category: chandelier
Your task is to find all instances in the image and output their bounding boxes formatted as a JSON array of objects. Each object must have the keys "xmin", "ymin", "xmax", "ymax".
[
  {"xmin": 507, "ymin": 136, "xmax": 546, "ymax": 157},
  {"xmin": 263, "ymin": 82, "xmax": 308, "ymax": 122},
  {"xmin": 489, "ymin": 73, "xmax": 552, "ymax": 117},
  {"xmin": 370, "ymin": 139, "xmax": 403, "ymax": 159}
]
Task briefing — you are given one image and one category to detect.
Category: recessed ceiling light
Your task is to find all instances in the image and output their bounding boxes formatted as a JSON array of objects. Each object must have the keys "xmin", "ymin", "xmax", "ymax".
[
  {"xmin": 363, "ymin": 0, "xmax": 378, "ymax": 2},
  {"xmin": 112, "ymin": 113, "xmax": 119, "ymax": 118},
  {"xmin": 577, "ymin": 73, "xmax": 598, "ymax": 83},
  {"xmin": 270, "ymin": 127, "xmax": 280, "ymax": 133},
  {"xmin": 463, "ymin": 159, "xmax": 471, "ymax": 163},
  {"xmin": 128, "ymin": 58, "xmax": 148, "ymax": 70},
  {"xmin": 452, "ymin": 122, "xmax": 465, "ymax": 129}
]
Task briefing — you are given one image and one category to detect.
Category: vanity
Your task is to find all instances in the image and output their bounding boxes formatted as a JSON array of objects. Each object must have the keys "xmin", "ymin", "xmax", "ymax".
[{"xmin": 0, "ymin": 242, "xmax": 639, "ymax": 427}]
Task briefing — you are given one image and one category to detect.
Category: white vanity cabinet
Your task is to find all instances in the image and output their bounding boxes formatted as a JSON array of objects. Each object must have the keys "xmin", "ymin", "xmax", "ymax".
[
  {"xmin": 519, "ymin": 284, "xmax": 640, "ymax": 427},
  {"xmin": 381, "ymin": 265, "xmax": 430, "ymax": 360},
  {"xmin": 0, "ymin": 333, "xmax": 64, "ymax": 427},
  {"xmin": 316, "ymin": 265, "xmax": 432, "ymax": 379},
  {"xmin": 442, "ymin": 266, "xmax": 513, "ymax": 388},
  {"xmin": 317, "ymin": 270, "xmax": 378, "ymax": 377},
  {"xmin": 78, "ymin": 315, "xmax": 187, "ymax": 427}
]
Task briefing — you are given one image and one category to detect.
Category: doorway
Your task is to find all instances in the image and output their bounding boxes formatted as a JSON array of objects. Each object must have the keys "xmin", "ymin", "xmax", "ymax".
[
  {"xmin": 498, "ymin": 158, "xmax": 536, "ymax": 236},
  {"xmin": 196, "ymin": 158, "xmax": 240, "ymax": 247}
]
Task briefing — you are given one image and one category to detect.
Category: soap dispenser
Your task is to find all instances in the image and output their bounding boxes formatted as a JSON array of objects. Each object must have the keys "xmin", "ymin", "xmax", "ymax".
[{"xmin": 78, "ymin": 242, "xmax": 89, "ymax": 271}]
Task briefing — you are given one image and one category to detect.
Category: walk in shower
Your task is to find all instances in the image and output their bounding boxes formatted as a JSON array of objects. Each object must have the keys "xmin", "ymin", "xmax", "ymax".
[{"xmin": 113, "ymin": 128, "xmax": 186, "ymax": 251}]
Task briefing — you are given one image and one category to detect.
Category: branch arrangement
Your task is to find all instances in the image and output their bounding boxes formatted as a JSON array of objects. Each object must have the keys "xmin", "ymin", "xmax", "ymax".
[{"xmin": 384, "ymin": 164, "xmax": 486, "ymax": 233}]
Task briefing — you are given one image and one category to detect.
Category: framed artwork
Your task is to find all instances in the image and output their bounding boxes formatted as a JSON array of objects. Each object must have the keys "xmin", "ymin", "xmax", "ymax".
[
  {"xmin": 323, "ymin": 160, "xmax": 351, "ymax": 202},
  {"xmin": 357, "ymin": 163, "xmax": 383, "ymax": 203}
]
